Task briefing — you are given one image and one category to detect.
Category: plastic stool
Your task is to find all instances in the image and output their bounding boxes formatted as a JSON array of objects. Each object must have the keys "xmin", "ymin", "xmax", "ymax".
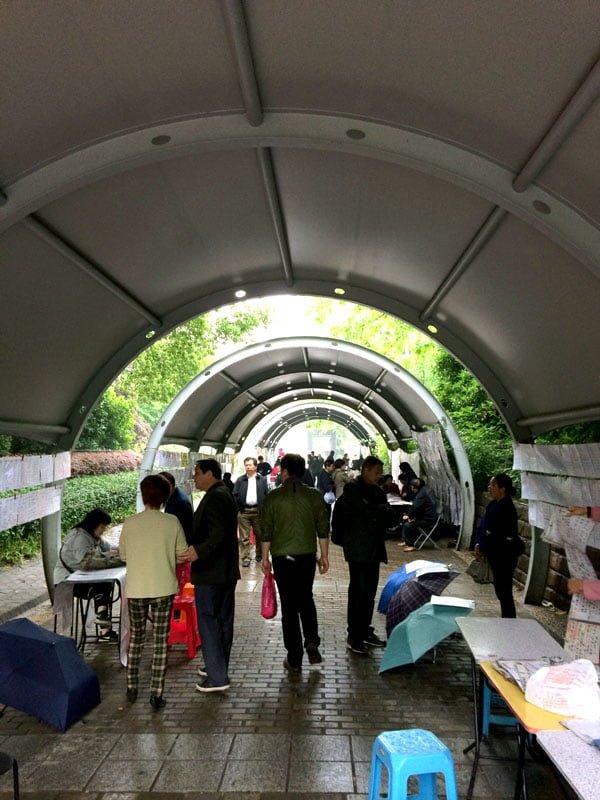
[
  {"xmin": 368, "ymin": 729, "xmax": 458, "ymax": 800},
  {"xmin": 168, "ymin": 595, "xmax": 201, "ymax": 658},
  {"xmin": 482, "ymin": 679, "xmax": 516, "ymax": 737},
  {"xmin": 0, "ymin": 751, "xmax": 20, "ymax": 799}
]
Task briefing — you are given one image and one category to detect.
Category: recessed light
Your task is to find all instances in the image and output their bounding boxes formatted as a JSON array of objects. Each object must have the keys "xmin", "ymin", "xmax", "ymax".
[
  {"xmin": 145, "ymin": 330, "xmax": 156, "ymax": 339},
  {"xmin": 151, "ymin": 135, "xmax": 171, "ymax": 146},
  {"xmin": 234, "ymin": 289, "xmax": 247, "ymax": 299},
  {"xmin": 533, "ymin": 200, "xmax": 551, "ymax": 215},
  {"xmin": 334, "ymin": 287, "xmax": 345, "ymax": 295},
  {"xmin": 279, "ymin": 370, "xmax": 285, "ymax": 374},
  {"xmin": 427, "ymin": 324, "xmax": 438, "ymax": 334},
  {"xmin": 346, "ymin": 129, "xmax": 366, "ymax": 140},
  {"xmin": 329, "ymin": 369, "xmax": 335, "ymax": 373},
  {"xmin": 277, "ymin": 362, "xmax": 284, "ymax": 367}
]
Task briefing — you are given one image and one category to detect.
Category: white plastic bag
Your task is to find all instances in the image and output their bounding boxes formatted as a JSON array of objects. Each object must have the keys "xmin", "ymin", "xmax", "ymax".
[{"xmin": 525, "ymin": 659, "xmax": 600, "ymax": 720}]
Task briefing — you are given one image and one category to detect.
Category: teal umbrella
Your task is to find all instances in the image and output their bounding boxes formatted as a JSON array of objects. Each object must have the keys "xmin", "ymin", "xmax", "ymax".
[{"xmin": 379, "ymin": 597, "xmax": 474, "ymax": 672}]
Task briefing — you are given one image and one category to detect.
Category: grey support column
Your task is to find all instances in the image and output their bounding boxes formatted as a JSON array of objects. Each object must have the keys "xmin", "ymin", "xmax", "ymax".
[
  {"xmin": 41, "ymin": 509, "xmax": 62, "ymax": 602},
  {"xmin": 523, "ymin": 526, "xmax": 551, "ymax": 605}
]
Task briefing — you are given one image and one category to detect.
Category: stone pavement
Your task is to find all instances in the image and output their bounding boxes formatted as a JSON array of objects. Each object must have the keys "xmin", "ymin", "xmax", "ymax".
[{"xmin": 0, "ymin": 541, "xmax": 569, "ymax": 800}]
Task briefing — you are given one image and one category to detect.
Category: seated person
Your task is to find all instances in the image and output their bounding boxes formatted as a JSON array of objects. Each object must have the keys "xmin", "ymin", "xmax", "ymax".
[
  {"xmin": 400, "ymin": 478, "xmax": 438, "ymax": 551},
  {"xmin": 53, "ymin": 507, "xmax": 124, "ymax": 639},
  {"xmin": 381, "ymin": 474, "xmax": 400, "ymax": 496},
  {"xmin": 398, "ymin": 461, "xmax": 419, "ymax": 501}
]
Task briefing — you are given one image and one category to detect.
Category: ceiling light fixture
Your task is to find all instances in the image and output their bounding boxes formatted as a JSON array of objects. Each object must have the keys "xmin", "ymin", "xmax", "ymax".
[
  {"xmin": 427, "ymin": 324, "xmax": 438, "ymax": 334},
  {"xmin": 334, "ymin": 287, "xmax": 345, "ymax": 295},
  {"xmin": 234, "ymin": 289, "xmax": 247, "ymax": 299},
  {"xmin": 151, "ymin": 135, "xmax": 171, "ymax": 146}
]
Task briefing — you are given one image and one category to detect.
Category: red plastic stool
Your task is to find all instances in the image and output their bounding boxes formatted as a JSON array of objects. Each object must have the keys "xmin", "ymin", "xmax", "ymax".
[{"xmin": 168, "ymin": 595, "xmax": 201, "ymax": 658}]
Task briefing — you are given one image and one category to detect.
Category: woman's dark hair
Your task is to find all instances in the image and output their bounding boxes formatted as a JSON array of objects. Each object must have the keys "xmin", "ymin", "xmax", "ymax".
[
  {"xmin": 399, "ymin": 462, "xmax": 418, "ymax": 480},
  {"xmin": 77, "ymin": 508, "xmax": 112, "ymax": 533},
  {"xmin": 140, "ymin": 474, "xmax": 171, "ymax": 507},
  {"xmin": 493, "ymin": 473, "xmax": 516, "ymax": 497},
  {"xmin": 334, "ymin": 458, "xmax": 345, "ymax": 468}
]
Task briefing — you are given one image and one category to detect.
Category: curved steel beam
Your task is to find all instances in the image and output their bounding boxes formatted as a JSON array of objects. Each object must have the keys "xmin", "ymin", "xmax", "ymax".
[
  {"xmin": 258, "ymin": 410, "xmax": 372, "ymax": 449},
  {"xmin": 227, "ymin": 397, "xmax": 385, "ymax": 451},
  {"xmin": 185, "ymin": 373, "xmax": 414, "ymax": 449},
  {"xmin": 56, "ymin": 278, "xmax": 527, "ymax": 452},
  {"xmin": 1, "ymin": 112, "xmax": 597, "ymax": 280},
  {"xmin": 141, "ymin": 337, "xmax": 475, "ymax": 538}
]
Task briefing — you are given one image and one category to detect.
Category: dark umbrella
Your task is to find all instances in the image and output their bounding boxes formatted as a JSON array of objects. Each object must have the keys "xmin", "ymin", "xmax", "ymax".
[
  {"xmin": 385, "ymin": 571, "xmax": 459, "ymax": 635},
  {"xmin": 0, "ymin": 618, "xmax": 100, "ymax": 731}
]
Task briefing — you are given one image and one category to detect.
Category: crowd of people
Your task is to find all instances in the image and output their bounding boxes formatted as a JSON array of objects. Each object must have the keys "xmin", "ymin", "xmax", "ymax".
[{"xmin": 53, "ymin": 452, "xmax": 600, "ymax": 710}]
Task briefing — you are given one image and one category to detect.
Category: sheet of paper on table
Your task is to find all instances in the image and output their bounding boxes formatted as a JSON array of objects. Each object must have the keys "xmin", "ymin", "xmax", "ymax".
[
  {"xmin": 560, "ymin": 718, "xmax": 600, "ymax": 745},
  {"xmin": 494, "ymin": 657, "xmax": 566, "ymax": 693}
]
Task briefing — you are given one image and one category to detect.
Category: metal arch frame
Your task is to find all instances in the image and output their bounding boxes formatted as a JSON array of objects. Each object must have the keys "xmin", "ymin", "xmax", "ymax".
[
  {"xmin": 165, "ymin": 367, "xmax": 409, "ymax": 451},
  {"xmin": 141, "ymin": 337, "xmax": 475, "ymax": 538},
  {"xmin": 205, "ymin": 383, "xmax": 411, "ymax": 451},
  {"xmin": 14, "ymin": 111, "xmax": 599, "ymax": 447},
  {"xmin": 246, "ymin": 398, "xmax": 383, "ymax": 451},
  {"xmin": 257, "ymin": 410, "xmax": 373, "ymax": 449}
]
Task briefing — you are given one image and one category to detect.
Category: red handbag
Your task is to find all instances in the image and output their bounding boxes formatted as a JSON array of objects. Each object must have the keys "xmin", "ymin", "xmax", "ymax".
[{"xmin": 260, "ymin": 572, "xmax": 278, "ymax": 619}]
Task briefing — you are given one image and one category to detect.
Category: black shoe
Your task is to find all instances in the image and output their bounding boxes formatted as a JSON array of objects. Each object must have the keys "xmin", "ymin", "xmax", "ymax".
[
  {"xmin": 241, "ymin": 558, "xmax": 251, "ymax": 567},
  {"xmin": 99, "ymin": 629, "xmax": 119, "ymax": 641},
  {"xmin": 195, "ymin": 679, "xmax": 230, "ymax": 693},
  {"xmin": 255, "ymin": 554, "xmax": 262, "ymax": 562},
  {"xmin": 305, "ymin": 643, "xmax": 322, "ymax": 664},
  {"xmin": 346, "ymin": 639, "xmax": 368, "ymax": 655},
  {"xmin": 149, "ymin": 694, "xmax": 166, "ymax": 710},
  {"xmin": 126, "ymin": 688, "xmax": 138, "ymax": 703},
  {"xmin": 283, "ymin": 658, "xmax": 302, "ymax": 674},
  {"xmin": 364, "ymin": 632, "xmax": 386, "ymax": 648}
]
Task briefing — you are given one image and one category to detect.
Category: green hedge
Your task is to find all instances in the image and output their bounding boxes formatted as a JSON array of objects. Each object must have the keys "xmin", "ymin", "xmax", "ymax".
[{"xmin": 0, "ymin": 472, "xmax": 139, "ymax": 566}]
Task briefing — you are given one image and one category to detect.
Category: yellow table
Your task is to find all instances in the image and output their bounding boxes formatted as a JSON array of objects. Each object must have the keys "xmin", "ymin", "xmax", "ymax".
[{"xmin": 473, "ymin": 662, "xmax": 573, "ymax": 800}]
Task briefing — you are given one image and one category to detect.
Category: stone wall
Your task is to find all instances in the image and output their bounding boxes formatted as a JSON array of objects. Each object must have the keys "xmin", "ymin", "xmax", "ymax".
[{"xmin": 474, "ymin": 492, "xmax": 600, "ymax": 611}]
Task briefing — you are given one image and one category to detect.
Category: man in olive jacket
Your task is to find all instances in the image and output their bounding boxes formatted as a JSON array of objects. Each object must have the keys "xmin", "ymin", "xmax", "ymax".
[
  {"xmin": 186, "ymin": 459, "xmax": 240, "ymax": 693},
  {"xmin": 260, "ymin": 453, "xmax": 330, "ymax": 673},
  {"xmin": 340, "ymin": 456, "xmax": 390, "ymax": 654}
]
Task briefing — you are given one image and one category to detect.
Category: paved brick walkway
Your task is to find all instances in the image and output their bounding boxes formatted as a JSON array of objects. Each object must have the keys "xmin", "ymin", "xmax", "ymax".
[{"xmin": 0, "ymin": 541, "xmax": 567, "ymax": 799}]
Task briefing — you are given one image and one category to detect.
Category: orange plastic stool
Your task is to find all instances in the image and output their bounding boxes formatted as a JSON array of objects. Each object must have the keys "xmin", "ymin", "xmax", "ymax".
[{"xmin": 168, "ymin": 595, "xmax": 201, "ymax": 658}]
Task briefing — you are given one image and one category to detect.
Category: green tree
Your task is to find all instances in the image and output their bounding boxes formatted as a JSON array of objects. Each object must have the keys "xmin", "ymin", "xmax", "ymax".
[
  {"xmin": 116, "ymin": 302, "xmax": 269, "ymax": 413},
  {"xmin": 77, "ymin": 389, "xmax": 136, "ymax": 450}
]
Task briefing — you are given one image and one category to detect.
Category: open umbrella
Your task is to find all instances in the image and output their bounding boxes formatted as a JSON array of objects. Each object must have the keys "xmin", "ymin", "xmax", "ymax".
[
  {"xmin": 379, "ymin": 596, "xmax": 475, "ymax": 672},
  {"xmin": 385, "ymin": 570, "xmax": 459, "ymax": 635},
  {"xmin": 377, "ymin": 560, "xmax": 448, "ymax": 614},
  {"xmin": 0, "ymin": 618, "xmax": 100, "ymax": 731}
]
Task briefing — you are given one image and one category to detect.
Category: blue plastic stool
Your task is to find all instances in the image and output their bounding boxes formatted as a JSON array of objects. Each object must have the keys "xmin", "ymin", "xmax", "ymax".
[
  {"xmin": 482, "ymin": 679, "xmax": 516, "ymax": 737},
  {"xmin": 368, "ymin": 729, "xmax": 458, "ymax": 800}
]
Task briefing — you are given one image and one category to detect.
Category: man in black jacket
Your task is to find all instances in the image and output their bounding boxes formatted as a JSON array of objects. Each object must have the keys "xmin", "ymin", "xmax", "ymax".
[
  {"xmin": 233, "ymin": 457, "xmax": 269, "ymax": 566},
  {"xmin": 186, "ymin": 459, "xmax": 240, "ymax": 693},
  {"xmin": 340, "ymin": 456, "xmax": 390, "ymax": 654},
  {"xmin": 159, "ymin": 471, "xmax": 194, "ymax": 544}
]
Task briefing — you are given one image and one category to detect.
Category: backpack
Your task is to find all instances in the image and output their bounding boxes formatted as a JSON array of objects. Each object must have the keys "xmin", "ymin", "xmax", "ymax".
[{"xmin": 330, "ymin": 496, "xmax": 345, "ymax": 546}]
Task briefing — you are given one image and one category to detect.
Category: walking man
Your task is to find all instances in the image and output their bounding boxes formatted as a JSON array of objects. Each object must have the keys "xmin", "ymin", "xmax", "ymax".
[
  {"xmin": 260, "ymin": 453, "xmax": 330, "ymax": 673},
  {"xmin": 339, "ymin": 456, "xmax": 390, "ymax": 654},
  {"xmin": 186, "ymin": 459, "xmax": 240, "ymax": 692},
  {"xmin": 159, "ymin": 470, "xmax": 194, "ymax": 544},
  {"xmin": 233, "ymin": 457, "xmax": 268, "ymax": 566}
]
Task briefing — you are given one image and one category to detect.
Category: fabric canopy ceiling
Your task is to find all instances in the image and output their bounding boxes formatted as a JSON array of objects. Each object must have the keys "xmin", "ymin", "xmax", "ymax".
[{"xmin": 1, "ymin": 1, "xmax": 599, "ymax": 448}]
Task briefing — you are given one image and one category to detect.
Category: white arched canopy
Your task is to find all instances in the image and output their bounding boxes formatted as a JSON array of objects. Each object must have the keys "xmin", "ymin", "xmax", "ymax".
[
  {"xmin": 141, "ymin": 337, "xmax": 475, "ymax": 539},
  {"xmin": 1, "ymin": 2, "xmax": 599, "ymax": 455}
]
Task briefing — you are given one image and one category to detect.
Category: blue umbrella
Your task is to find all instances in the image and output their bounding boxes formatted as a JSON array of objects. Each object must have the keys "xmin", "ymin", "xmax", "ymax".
[
  {"xmin": 377, "ymin": 561, "xmax": 447, "ymax": 614},
  {"xmin": 379, "ymin": 598, "xmax": 475, "ymax": 672},
  {"xmin": 0, "ymin": 618, "xmax": 100, "ymax": 731}
]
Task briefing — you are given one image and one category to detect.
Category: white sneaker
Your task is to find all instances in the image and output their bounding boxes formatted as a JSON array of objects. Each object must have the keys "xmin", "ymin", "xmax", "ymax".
[{"xmin": 197, "ymin": 667, "xmax": 207, "ymax": 678}]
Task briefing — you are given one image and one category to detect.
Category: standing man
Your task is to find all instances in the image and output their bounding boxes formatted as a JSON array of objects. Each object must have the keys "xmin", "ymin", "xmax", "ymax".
[
  {"xmin": 185, "ymin": 459, "xmax": 240, "ymax": 693},
  {"xmin": 339, "ymin": 456, "xmax": 390, "ymax": 654},
  {"xmin": 317, "ymin": 458, "xmax": 335, "ymax": 497},
  {"xmin": 257, "ymin": 455, "xmax": 272, "ymax": 479},
  {"xmin": 260, "ymin": 453, "xmax": 330, "ymax": 673},
  {"xmin": 159, "ymin": 471, "xmax": 194, "ymax": 544},
  {"xmin": 233, "ymin": 457, "xmax": 268, "ymax": 567}
]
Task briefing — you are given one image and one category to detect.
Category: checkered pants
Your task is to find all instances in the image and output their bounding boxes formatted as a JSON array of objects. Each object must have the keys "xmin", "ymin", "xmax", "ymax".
[{"xmin": 127, "ymin": 595, "xmax": 174, "ymax": 697}]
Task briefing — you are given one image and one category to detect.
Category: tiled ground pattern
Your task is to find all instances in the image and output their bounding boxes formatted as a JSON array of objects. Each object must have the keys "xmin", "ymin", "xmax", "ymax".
[{"xmin": 0, "ymin": 543, "xmax": 570, "ymax": 799}]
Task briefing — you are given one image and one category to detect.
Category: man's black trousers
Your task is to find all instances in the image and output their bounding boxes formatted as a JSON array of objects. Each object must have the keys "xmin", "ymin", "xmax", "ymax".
[
  {"xmin": 347, "ymin": 560, "xmax": 380, "ymax": 645},
  {"xmin": 272, "ymin": 553, "xmax": 319, "ymax": 668}
]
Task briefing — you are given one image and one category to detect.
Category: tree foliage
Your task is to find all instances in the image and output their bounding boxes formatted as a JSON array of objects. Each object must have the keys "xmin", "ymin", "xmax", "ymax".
[
  {"xmin": 116, "ymin": 302, "xmax": 269, "ymax": 410},
  {"xmin": 77, "ymin": 389, "xmax": 136, "ymax": 451}
]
